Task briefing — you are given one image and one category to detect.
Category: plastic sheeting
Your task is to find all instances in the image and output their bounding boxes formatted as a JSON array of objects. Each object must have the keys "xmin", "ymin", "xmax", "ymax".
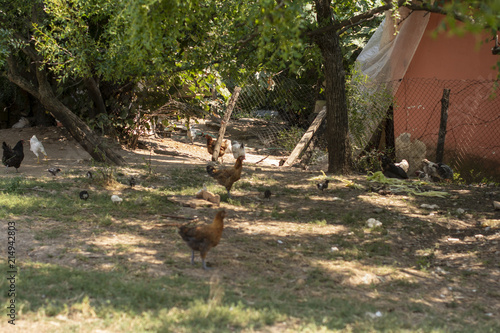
[
  {"xmin": 356, "ymin": 8, "xmax": 430, "ymax": 92},
  {"xmin": 351, "ymin": 9, "xmax": 430, "ymax": 153}
]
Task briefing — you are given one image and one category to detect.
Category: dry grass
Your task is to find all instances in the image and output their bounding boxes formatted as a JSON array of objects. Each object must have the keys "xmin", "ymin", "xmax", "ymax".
[{"xmin": 0, "ymin": 127, "xmax": 499, "ymax": 332}]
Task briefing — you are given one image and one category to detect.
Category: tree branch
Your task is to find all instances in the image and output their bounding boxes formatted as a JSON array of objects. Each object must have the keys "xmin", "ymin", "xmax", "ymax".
[
  {"xmin": 308, "ymin": 0, "xmax": 406, "ymax": 37},
  {"xmin": 307, "ymin": 0, "xmax": 469, "ymax": 37},
  {"xmin": 404, "ymin": 3, "xmax": 468, "ymax": 25},
  {"xmin": 5, "ymin": 56, "xmax": 40, "ymax": 99}
]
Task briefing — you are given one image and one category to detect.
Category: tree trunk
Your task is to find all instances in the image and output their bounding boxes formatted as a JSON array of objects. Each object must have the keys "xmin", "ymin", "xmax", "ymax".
[
  {"xmin": 84, "ymin": 76, "xmax": 107, "ymax": 119},
  {"xmin": 212, "ymin": 87, "xmax": 241, "ymax": 161},
  {"xmin": 315, "ymin": 0, "xmax": 352, "ymax": 174},
  {"xmin": 6, "ymin": 56, "xmax": 125, "ymax": 166}
]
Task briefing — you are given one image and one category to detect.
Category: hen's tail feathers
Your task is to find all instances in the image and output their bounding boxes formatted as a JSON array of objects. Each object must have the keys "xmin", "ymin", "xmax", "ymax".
[{"xmin": 2, "ymin": 142, "xmax": 10, "ymax": 152}]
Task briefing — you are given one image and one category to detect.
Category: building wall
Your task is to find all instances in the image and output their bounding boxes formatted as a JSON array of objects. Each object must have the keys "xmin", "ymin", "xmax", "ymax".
[{"xmin": 403, "ymin": 13, "xmax": 498, "ymax": 80}]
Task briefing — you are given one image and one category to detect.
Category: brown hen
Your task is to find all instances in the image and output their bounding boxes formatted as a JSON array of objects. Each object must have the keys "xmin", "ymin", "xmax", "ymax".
[
  {"xmin": 204, "ymin": 134, "xmax": 229, "ymax": 160},
  {"xmin": 178, "ymin": 209, "xmax": 227, "ymax": 270},
  {"xmin": 206, "ymin": 156, "xmax": 244, "ymax": 197}
]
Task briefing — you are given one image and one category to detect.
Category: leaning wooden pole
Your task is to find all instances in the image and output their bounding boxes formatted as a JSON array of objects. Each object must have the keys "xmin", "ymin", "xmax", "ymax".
[
  {"xmin": 212, "ymin": 87, "xmax": 242, "ymax": 162},
  {"xmin": 436, "ymin": 88, "xmax": 450, "ymax": 163},
  {"xmin": 282, "ymin": 105, "xmax": 327, "ymax": 167}
]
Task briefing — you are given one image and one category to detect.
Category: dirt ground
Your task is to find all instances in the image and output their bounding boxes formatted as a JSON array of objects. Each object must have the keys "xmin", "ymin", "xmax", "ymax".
[{"xmin": 1, "ymin": 122, "xmax": 499, "ymax": 331}]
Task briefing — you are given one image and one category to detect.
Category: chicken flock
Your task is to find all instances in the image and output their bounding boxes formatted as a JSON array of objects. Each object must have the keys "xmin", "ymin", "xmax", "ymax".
[
  {"xmin": 2, "ymin": 135, "xmax": 61, "ymax": 174},
  {"xmin": 1, "ymin": 128, "xmax": 459, "ymax": 271},
  {"xmin": 379, "ymin": 155, "xmax": 453, "ymax": 182}
]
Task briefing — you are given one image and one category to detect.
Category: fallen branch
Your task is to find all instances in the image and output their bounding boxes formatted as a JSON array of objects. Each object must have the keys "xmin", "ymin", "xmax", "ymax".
[{"xmin": 255, "ymin": 155, "xmax": 270, "ymax": 164}]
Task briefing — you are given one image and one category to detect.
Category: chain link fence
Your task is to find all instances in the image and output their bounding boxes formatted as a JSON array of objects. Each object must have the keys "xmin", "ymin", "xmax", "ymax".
[
  {"xmin": 394, "ymin": 78, "xmax": 500, "ymax": 182},
  {"xmin": 222, "ymin": 74, "xmax": 500, "ymax": 182},
  {"xmin": 230, "ymin": 73, "xmax": 318, "ymax": 151}
]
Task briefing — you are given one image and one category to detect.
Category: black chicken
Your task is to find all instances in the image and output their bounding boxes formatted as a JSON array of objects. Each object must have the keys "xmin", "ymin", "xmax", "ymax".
[
  {"xmin": 317, "ymin": 179, "xmax": 330, "ymax": 191},
  {"xmin": 381, "ymin": 156, "xmax": 408, "ymax": 179},
  {"xmin": 129, "ymin": 176, "xmax": 136, "ymax": 188},
  {"xmin": 2, "ymin": 140, "xmax": 24, "ymax": 172},
  {"xmin": 79, "ymin": 190, "xmax": 89, "ymax": 200},
  {"xmin": 422, "ymin": 159, "xmax": 453, "ymax": 181},
  {"xmin": 47, "ymin": 167, "xmax": 61, "ymax": 176}
]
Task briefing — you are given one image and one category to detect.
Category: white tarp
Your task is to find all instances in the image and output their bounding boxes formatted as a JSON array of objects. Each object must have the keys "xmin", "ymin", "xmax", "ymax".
[
  {"xmin": 351, "ymin": 9, "xmax": 430, "ymax": 151},
  {"xmin": 357, "ymin": 8, "xmax": 430, "ymax": 91}
]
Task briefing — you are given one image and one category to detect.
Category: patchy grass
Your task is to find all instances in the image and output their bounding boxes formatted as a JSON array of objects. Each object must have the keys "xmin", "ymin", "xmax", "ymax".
[{"xmin": 0, "ymin": 161, "xmax": 499, "ymax": 332}]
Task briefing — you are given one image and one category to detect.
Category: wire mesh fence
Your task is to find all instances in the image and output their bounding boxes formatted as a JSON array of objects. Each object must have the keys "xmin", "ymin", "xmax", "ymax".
[
  {"xmin": 393, "ymin": 78, "xmax": 500, "ymax": 182},
  {"xmin": 230, "ymin": 73, "xmax": 318, "ymax": 150},
  {"xmin": 223, "ymin": 74, "xmax": 500, "ymax": 182}
]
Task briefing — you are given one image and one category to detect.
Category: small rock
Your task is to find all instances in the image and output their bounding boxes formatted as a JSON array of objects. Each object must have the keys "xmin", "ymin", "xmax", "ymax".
[
  {"xmin": 421, "ymin": 204, "xmax": 439, "ymax": 209},
  {"xmin": 366, "ymin": 218, "xmax": 382, "ymax": 228},
  {"xmin": 111, "ymin": 195, "xmax": 123, "ymax": 203},
  {"xmin": 435, "ymin": 267, "xmax": 449, "ymax": 275},
  {"xmin": 366, "ymin": 311, "xmax": 383, "ymax": 319}
]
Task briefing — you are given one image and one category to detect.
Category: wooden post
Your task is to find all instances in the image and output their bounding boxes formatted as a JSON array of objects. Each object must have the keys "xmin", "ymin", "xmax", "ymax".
[
  {"xmin": 212, "ymin": 87, "xmax": 241, "ymax": 161},
  {"xmin": 436, "ymin": 88, "xmax": 450, "ymax": 163},
  {"xmin": 282, "ymin": 105, "xmax": 327, "ymax": 167},
  {"xmin": 384, "ymin": 105, "xmax": 395, "ymax": 160}
]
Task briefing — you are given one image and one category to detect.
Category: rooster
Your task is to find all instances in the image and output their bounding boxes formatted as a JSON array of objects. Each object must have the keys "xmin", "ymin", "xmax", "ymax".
[
  {"xmin": 422, "ymin": 159, "xmax": 453, "ymax": 181},
  {"xmin": 29, "ymin": 135, "xmax": 48, "ymax": 163},
  {"xmin": 206, "ymin": 156, "xmax": 244, "ymax": 197},
  {"xmin": 381, "ymin": 156, "xmax": 408, "ymax": 179},
  {"xmin": 204, "ymin": 134, "xmax": 229, "ymax": 161},
  {"xmin": 178, "ymin": 209, "xmax": 227, "ymax": 270},
  {"xmin": 2, "ymin": 140, "xmax": 24, "ymax": 172}
]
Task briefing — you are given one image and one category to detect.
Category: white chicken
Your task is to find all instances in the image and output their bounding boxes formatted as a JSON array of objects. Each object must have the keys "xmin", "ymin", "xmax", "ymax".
[
  {"xmin": 394, "ymin": 159, "xmax": 409, "ymax": 173},
  {"xmin": 29, "ymin": 135, "xmax": 48, "ymax": 163},
  {"xmin": 111, "ymin": 195, "xmax": 123, "ymax": 203},
  {"xmin": 187, "ymin": 126, "xmax": 196, "ymax": 144},
  {"xmin": 231, "ymin": 140, "xmax": 245, "ymax": 159}
]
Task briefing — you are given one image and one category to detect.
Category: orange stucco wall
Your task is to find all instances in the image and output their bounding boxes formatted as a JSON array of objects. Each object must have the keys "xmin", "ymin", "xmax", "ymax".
[
  {"xmin": 403, "ymin": 13, "xmax": 498, "ymax": 80},
  {"xmin": 393, "ymin": 13, "xmax": 500, "ymax": 178}
]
